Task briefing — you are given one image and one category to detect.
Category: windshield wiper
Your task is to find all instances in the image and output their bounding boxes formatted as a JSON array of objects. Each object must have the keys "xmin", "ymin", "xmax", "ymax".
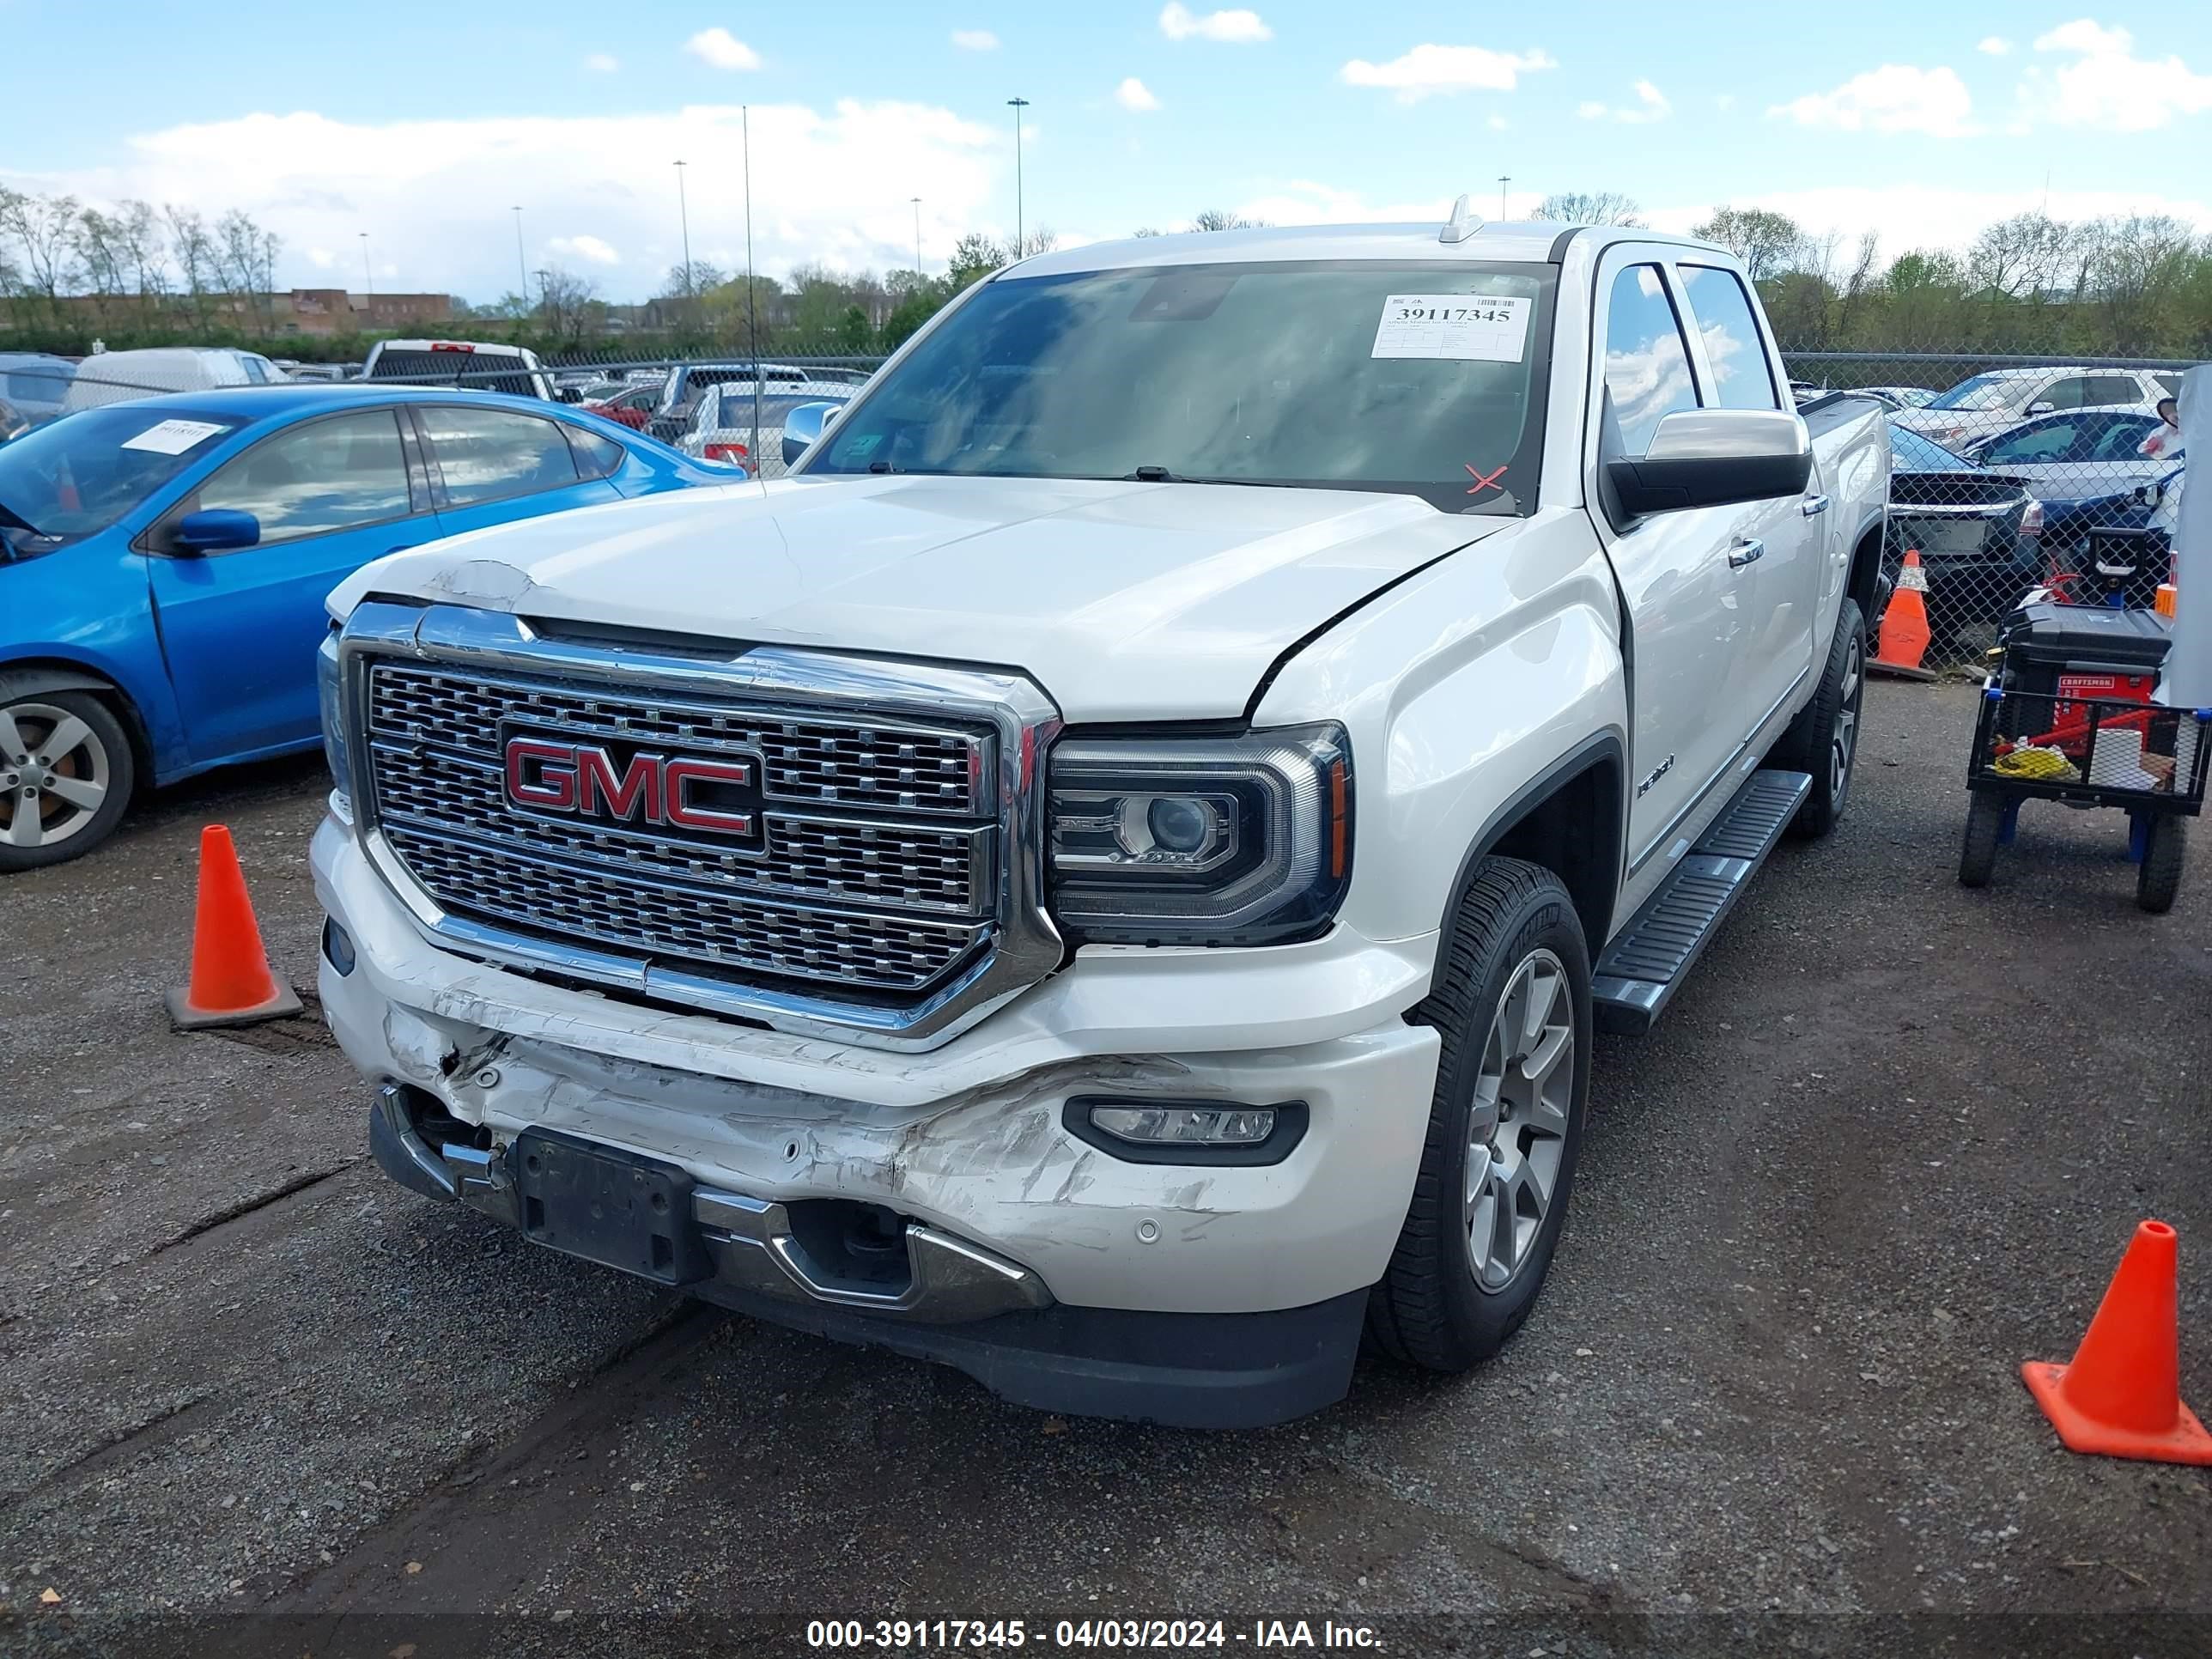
[{"xmin": 1120, "ymin": 467, "xmax": 1316, "ymax": 490}]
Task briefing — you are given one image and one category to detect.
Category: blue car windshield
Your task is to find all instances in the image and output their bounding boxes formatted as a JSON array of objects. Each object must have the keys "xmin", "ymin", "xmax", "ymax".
[
  {"xmin": 0, "ymin": 406, "xmax": 242, "ymax": 550},
  {"xmin": 1888, "ymin": 428, "xmax": 1970, "ymax": 471}
]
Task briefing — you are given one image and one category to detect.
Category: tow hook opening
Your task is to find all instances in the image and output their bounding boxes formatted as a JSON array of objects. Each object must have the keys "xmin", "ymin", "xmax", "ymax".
[
  {"xmin": 784, "ymin": 1199, "xmax": 915, "ymax": 1295},
  {"xmin": 405, "ymin": 1086, "xmax": 494, "ymax": 1156}
]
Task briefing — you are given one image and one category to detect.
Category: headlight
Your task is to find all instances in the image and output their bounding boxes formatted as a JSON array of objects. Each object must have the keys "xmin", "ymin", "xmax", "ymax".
[
  {"xmin": 1047, "ymin": 725, "xmax": 1352, "ymax": 946},
  {"xmin": 316, "ymin": 631, "xmax": 351, "ymax": 806}
]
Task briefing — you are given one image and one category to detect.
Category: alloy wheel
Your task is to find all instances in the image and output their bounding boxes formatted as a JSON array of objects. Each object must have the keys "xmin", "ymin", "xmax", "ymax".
[
  {"xmin": 0, "ymin": 702, "xmax": 112, "ymax": 851},
  {"xmin": 1463, "ymin": 947, "xmax": 1576, "ymax": 1291},
  {"xmin": 1831, "ymin": 633, "xmax": 1863, "ymax": 798}
]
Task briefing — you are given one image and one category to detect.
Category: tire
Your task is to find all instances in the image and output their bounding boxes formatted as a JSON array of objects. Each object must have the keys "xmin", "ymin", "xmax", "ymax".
[
  {"xmin": 2137, "ymin": 815, "xmax": 2185, "ymax": 915},
  {"xmin": 1367, "ymin": 857, "xmax": 1593, "ymax": 1372},
  {"xmin": 1959, "ymin": 791, "xmax": 2004, "ymax": 889},
  {"xmin": 0, "ymin": 690, "xmax": 136, "ymax": 872},
  {"xmin": 1773, "ymin": 598, "xmax": 1866, "ymax": 839}
]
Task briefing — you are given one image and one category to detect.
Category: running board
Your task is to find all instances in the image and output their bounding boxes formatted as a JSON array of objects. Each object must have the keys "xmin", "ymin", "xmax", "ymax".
[{"xmin": 1592, "ymin": 769, "xmax": 1811, "ymax": 1035}]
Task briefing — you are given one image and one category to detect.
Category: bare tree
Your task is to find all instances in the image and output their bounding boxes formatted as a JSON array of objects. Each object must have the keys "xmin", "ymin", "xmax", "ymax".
[
  {"xmin": 163, "ymin": 204, "xmax": 217, "ymax": 327},
  {"xmin": 659, "ymin": 260, "xmax": 726, "ymax": 298},
  {"xmin": 1967, "ymin": 213, "xmax": 2074, "ymax": 301},
  {"xmin": 210, "ymin": 209, "xmax": 280, "ymax": 330},
  {"xmin": 1691, "ymin": 206, "xmax": 1807, "ymax": 282},
  {"xmin": 1189, "ymin": 209, "xmax": 1262, "ymax": 233},
  {"xmin": 0, "ymin": 189, "xmax": 85, "ymax": 316},
  {"xmin": 1535, "ymin": 191, "xmax": 1645, "ymax": 227},
  {"xmin": 534, "ymin": 266, "xmax": 604, "ymax": 343}
]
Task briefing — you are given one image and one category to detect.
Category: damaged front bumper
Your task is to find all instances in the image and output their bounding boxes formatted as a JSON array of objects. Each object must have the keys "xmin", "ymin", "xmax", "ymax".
[{"xmin": 319, "ymin": 815, "xmax": 1441, "ymax": 1427}]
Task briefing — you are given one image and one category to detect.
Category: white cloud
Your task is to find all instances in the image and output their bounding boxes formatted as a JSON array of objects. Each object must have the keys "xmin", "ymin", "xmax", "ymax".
[
  {"xmin": 951, "ymin": 29, "xmax": 999, "ymax": 51},
  {"xmin": 547, "ymin": 234, "xmax": 620, "ymax": 266},
  {"xmin": 11, "ymin": 102, "xmax": 1005, "ymax": 301},
  {"xmin": 1978, "ymin": 36, "xmax": 2012, "ymax": 56},
  {"xmin": 1115, "ymin": 77, "xmax": 1162, "ymax": 112},
  {"xmin": 584, "ymin": 52, "xmax": 619, "ymax": 73},
  {"xmin": 1768, "ymin": 64, "xmax": 1976, "ymax": 137},
  {"xmin": 1339, "ymin": 44, "xmax": 1557, "ymax": 104},
  {"xmin": 684, "ymin": 27, "xmax": 760, "ymax": 71},
  {"xmin": 1158, "ymin": 4, "xmax": 1271, "ymax": 44},
  {"xmin": 2020, "ymin": 19, "xmax": 2212, "ymax": 131},
  {"xmin": 306, "ymin": 247, "xmax": 335, "ymax": 269},
  {"xmin": 1580, "ymin": 80, "xmax": 1671, "ymax": 123}
]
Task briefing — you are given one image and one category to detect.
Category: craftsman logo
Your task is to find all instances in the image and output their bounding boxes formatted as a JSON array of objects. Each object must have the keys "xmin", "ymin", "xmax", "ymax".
[{"xmin": 501, "ymin": 732, "xmax": 761, "ymax": 842}]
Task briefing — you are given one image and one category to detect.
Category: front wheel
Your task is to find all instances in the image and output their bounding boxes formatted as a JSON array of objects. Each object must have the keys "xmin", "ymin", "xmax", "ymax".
[
  {"xmin": 1367, "ymin": 857, "xmax": 1592, "ymax": 1372},
  {"xmin": 2137, "ymin": 815, "xmax": 2185, "ymax": 914},
  {"xmin": 0, "ymin": 691, "xmax": 136, "ymax": 872}
]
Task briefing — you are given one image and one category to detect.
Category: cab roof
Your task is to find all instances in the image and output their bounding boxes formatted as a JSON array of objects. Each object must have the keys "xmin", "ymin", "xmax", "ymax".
[{"xmin": 1007, "ymin": 220, "xmax": 1731, "ymax": 277}]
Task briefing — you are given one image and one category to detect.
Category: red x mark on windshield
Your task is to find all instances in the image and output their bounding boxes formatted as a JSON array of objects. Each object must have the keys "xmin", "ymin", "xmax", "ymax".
[{"xmin": 1464, "ymin": 463, "xmax": 1508, "ymax": 495}]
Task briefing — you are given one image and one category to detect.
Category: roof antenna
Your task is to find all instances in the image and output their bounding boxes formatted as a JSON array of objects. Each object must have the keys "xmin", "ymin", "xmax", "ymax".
[{"xmin": 1438, "ymin": 193, "xmax": 1483, "ymax": 245}]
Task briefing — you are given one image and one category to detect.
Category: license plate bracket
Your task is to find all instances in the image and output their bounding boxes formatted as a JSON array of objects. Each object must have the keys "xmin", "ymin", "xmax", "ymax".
[{"xmin": 511, "ymin": 1129, "xmax": 711, "ymax": 1286}]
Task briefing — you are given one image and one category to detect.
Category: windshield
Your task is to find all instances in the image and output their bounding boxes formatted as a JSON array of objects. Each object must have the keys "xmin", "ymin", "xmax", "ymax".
[
  {"xmin": 0, "ymin": 405, "xmax": 241, "ymax": 551},
  {"xmin": 1927, "ymin": 374, "xmax": 2017, "ymax": 412},
  {"xmin": 1887, "ymin": 427, "xmax": 1970, "ymax": 471},
  {"xmin": 808, "ymin": 260, "xmax": 1554, "ymax": 514}
]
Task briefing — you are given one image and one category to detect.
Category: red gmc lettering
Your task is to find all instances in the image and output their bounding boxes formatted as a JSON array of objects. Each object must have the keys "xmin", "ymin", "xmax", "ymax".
[
  {"xmin": 577, "ymin": 748, "xmax": 665, "ymax": 823},
  {"xmin": 663, "ymin": 757, "xmax": 755, "ymax": 835},
  {"xmin": 505, "ymin": 738, "xmax": 578, "ymax": 810}
]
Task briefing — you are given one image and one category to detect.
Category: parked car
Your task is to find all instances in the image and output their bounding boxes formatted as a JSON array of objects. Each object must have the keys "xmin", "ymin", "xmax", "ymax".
[
  {"xmin": 315, "ymin": 216, "xmax": 1891, "ymax": 1427},
  {"xmin": 580, "ymin": 381, "xmax": 660, "ymax": 431},
  {"xmin": 61, "ymin": 347, "xmax": 289, "ymax": 412},
  {"xmin": 1958, "ymin": 409, "xmax": 2166, "ymax": 501},
  {"xmin": 678, "ymin": 381, "xmax": 855, "ymax": 475},
  {"xmin": 1892, "ymin": 366, "xmax": 2169, "ymax": 451},
  {"xmin": 0, "ymin": 397, "xmax": 29, "ymax": 447},
  {"xmin": 362, "ymin": 339, "xmax": 555, "ymax": 401},
  {"xmin": 647, "ymin": 361, "xmax": 815, "ymax": 441},
  {"xmin": 0, "ymin": 352, "xmax": 78, "ymax": 427},
  {"xmin": 1862, "ymin": 385, "xmax": 1935, "ymax": 409},
  {"xmin": 1882, "ymin": 425, "xmax": 2042, "ymax": 626},
  {"xmin": 0, "ymin": 386, "xmax": 727, "ymax": 869}
]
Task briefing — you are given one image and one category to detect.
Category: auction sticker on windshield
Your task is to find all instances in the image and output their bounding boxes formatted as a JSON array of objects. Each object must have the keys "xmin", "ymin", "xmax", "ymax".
[
  {"xmin": 120, "ymin": 419, "xmax": 228, "ymax": 456},
  {"xmin": 1371, "ymin": 294, "xmax": 1531, "ymax": 363}
]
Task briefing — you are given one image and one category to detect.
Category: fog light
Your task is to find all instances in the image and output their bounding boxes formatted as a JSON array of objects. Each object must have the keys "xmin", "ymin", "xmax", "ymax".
[
  {"xmin": 322, "ymin": 916, "xmax": 356, "ymax": 977},
  {"xmin": 1091, "ymin": 1103, "xmax": 1274, "ymax": 1145},
  {"xmin": 1066, "ymin": 1097, "xmax": 1309, "ymax": 1165}
]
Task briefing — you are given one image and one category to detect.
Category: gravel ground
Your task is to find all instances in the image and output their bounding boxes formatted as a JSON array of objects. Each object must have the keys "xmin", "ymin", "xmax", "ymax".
[{"xmin": 3, "ymin": 682, "xmax": 2209, "ymax": 1657}]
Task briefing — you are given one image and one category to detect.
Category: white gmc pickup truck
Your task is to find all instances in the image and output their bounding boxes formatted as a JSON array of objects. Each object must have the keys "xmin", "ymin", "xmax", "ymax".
[{"xmin": 313, "ymin": 210, "xmax": 1889, "ymax": 1427}]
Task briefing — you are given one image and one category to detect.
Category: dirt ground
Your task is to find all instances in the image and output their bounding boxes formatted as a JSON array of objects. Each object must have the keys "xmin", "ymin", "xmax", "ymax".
[{"xmin": 3, "ymin": 681, "xmax": 2209, "ymax": 1658}]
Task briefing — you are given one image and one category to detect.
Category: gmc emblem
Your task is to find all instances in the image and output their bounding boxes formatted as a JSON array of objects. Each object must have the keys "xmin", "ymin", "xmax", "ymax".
[{"xmin": 502, "ymin": 733, "xmax": 759, "ymax": 841}]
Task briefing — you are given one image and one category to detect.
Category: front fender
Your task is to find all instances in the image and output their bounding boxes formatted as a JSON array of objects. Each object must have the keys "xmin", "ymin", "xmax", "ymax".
[{"xmin": 1252, "ymin": 511, "xmax": 1630, "ymax": 948}]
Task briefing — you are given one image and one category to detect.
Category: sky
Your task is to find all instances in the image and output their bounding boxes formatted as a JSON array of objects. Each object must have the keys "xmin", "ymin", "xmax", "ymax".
[{"xmin": 5, "ymin": 2, "xmax": 2211, "ymax": 303}]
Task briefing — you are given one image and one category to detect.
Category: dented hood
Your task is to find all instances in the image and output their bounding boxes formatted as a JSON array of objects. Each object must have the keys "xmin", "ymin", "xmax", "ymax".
[{"xmin": 327, "ymin": 473, "xmax": 1505, "ymax": 721}]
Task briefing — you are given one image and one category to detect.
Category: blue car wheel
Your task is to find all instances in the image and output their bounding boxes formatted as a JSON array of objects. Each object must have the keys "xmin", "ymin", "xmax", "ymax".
[{"xmin": 0, "ymin": 690, "xmax": 137, "ymax": 872}]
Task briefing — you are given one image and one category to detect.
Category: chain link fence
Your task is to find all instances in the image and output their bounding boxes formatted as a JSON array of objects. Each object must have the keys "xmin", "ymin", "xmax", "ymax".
[{"xmin": 3, "ymin": 341, "xmax": 2194, "ymax": 665}]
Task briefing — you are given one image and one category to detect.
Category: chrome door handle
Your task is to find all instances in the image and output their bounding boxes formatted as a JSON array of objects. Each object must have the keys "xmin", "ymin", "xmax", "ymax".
[
  {"xmin": 1728, "ymin": 538, "xmax": 1765, "ymax": 569},
  {"xmin": 1801, "ymin": 495, "xmax": 1831, "ymax": 517}
]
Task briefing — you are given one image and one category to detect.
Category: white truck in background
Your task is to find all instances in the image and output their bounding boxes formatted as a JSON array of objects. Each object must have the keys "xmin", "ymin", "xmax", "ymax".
[{"xmin": 311, "ymin": 207, "xmax": 1890, "ymax": 1427}]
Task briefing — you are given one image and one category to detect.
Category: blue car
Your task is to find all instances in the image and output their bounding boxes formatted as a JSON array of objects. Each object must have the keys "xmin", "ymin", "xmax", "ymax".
[{"xmin": 0, "ymin": 385, "xmax": 726, "ymax": 868}]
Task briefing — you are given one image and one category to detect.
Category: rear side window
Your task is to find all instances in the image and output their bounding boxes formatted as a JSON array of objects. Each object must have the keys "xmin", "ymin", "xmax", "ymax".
[
  {"xmin": 1602, "ymin": 264, "xmax": 1698, "ymax": 457},
  {"xmin": 2040, "ymin": 377, "xmax": 2091, "ymax": 410},
  {"xmin": 1980, "ymin": 417, "xmax": 2090, "ymax": 465},
  {"xmin": 418, "ymin": 405, "xmax": 582, "ymax": 505},
  {"xmin": 1677, "ymin": 266, "xmax": 1778, "ymax": 411},
  {"xmin": 565, "ymin": 425, "xmax": 626, "ymax": 479},
  {"xmin": 194, "ymin": 410, "xmax": 413, "ymax": 545},
  {"xmin": 2083, "ymin": 375, "xmax": 2142, "ymax": 407}
]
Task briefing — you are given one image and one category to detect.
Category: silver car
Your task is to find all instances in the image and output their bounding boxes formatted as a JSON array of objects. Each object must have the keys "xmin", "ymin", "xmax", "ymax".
[{"xmin": 678, "ymin": 381, "xmax": 854, "ymax": 478}]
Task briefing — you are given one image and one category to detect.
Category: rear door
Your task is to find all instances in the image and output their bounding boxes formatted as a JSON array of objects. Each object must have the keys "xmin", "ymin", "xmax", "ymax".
[
  {"xmin": 410, "ymin": 403, "xmax": 621, "ymax": 538},
  {"xmin": 1674, "ymin": 261, "xmax": 1820, "ymax": 738},
  {"xmin": 1586, "ymin": 252, "xmax": 1748, "ymax": 868},
  {"xmin": 147, "ymin": 406, "xmax": 433, "ymax": 762}
]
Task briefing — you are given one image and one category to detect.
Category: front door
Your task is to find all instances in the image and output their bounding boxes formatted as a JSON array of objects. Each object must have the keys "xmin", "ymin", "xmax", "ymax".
[
  {"xmin": 1586, "ymin": 255, "xmax": 1753, "ymax": 869},
  {"xmin": 149, "ymin": 406, "xmax": 433, "ymax": 763}
]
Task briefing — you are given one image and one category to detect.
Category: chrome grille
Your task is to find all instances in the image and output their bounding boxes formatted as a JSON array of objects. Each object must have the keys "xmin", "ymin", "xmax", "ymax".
[
  {"xmin": 370, "ymin": 665, "xmax": 983, "ymax": 815},
  {"xmin": 361, "ymin": 658, "xmax": 1000, "ymax": 999}
]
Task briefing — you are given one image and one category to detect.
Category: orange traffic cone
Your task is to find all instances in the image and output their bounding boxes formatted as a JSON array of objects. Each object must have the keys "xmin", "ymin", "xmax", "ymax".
[
  {"xmin": 2021, "ymin": 1220, "xmax": 2212, "ymax": 1466},
  {"xmin": 166, "ymin": 824, "xmax": 303, "ymax": 1030},
  {"xmin": 1869, "ymin": 550, "xmax": 1937, "ymax": 681}
]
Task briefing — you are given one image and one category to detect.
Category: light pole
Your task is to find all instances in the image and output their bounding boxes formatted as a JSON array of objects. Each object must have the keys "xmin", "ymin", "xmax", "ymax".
[
  {"xmin": 359, "ymin": 232, "xmax": 372, "ymax": 306},
  {"xmin": 1006, "ymin": 98, "xmax": 1029, "ymax": 256},
  {"xmin": 911, "ymin": 196, "xmax": 923, "ymax": 274},
  {"xmin": 512, "ymin": 206, "xmax": 526, "ymax": 301},
  {"xmin": 673, "ymin": 160, "xmax": 694, "ymax": 297},
  {"xmin": 1498, "ymin": 175, "xmax": 1510, "ymax": 221}
]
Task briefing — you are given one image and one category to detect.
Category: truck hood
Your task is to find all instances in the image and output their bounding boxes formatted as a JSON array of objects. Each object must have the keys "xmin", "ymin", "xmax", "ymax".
[{"xmin": 329, "ymin": 474, "xmax": 1507, "ymax": 720}]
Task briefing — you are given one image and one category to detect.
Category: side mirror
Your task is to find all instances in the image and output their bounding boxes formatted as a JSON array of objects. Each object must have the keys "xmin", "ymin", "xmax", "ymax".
[
  {"xmin": 781, "ymin": 401, "xmax": 842, "ymax": 468},
  {"xmin": 172, "ymin": 508, "xmax": 261, "ymax": 554},
  {"xmin": 1606, "ymin": 409, "xmax": 1812, "ymax": 518},
  {"xmin": 2026, "ymin": 399, "xmax": 2057, "ymax": 416}
]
